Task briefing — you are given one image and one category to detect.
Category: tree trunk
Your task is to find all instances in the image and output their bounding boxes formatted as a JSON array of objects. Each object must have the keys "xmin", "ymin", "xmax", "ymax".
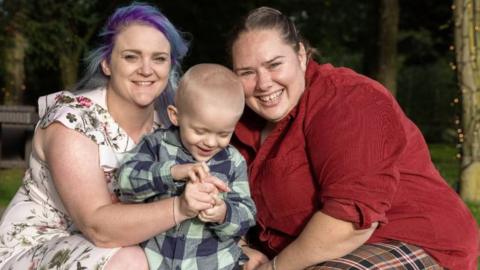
[
  {"xmin": 362, "ymin": 0, "xmax": 399, "ymax": 96},
  {"xmin": 59, "ymin": 53, "xmax": 80, "ymax": 90},
  {"xmin": 454, "ymin": 0, "xmax": 480, "ymax": 202},
  {"xmin": 376, "ymin": 0, "xmax": 399, "ymax": 96},
  {"xmin": 3, "ymin": 30, "xmax": 28, "ymax": 105}
]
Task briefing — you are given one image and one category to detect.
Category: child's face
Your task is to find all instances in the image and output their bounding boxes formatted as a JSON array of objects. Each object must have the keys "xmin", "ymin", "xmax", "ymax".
[{"xmin": 173, "ymin": 105, "xmax": 239, "ymax": 162}]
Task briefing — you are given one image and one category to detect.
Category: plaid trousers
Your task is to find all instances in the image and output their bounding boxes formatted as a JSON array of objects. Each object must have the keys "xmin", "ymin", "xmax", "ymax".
[{"xmin": 307, "ymin": 241, "xmax": 443, "ymax": 270}]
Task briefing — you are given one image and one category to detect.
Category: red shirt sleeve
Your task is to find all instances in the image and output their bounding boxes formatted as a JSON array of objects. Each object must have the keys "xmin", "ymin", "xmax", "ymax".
[{"xmin": 304, "ymin": 78, "xmax": 407, "ymax": 229}]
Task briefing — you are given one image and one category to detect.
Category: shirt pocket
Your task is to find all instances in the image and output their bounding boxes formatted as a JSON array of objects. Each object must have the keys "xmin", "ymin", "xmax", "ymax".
[{"xmin": 259, "ymin": 150, "xmax": 316, "ymax": 235}]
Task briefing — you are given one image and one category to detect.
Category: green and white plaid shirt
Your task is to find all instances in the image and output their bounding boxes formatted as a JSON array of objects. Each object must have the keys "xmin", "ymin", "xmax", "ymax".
[{"xmin": 118, "ymin": 127, "xmax": 256, "ymax": 270}]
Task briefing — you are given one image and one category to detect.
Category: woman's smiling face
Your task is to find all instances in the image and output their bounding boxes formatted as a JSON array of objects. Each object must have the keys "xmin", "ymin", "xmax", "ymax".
[
  {"xmin": 102, "ymin": 23, "xmax": 172, "ymax": 108},
  {"xmin": 232, "ymin": 29, "xmax": 307, "ymax": 123}
]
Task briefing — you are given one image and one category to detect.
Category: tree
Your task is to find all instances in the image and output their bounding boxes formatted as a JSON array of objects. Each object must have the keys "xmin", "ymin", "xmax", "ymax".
[
  {"xmin": 375, "ymin": 0, "xmax": 399, "ymax": 95},
  {"xmin": 25, "ymin": 0, "xmax": 119, "ymax": 89},
  {"xmin": 453, "ymin": 0, "xmax": 480, "ymax": 201},
  {"xmin": 362, "ymin": 0, "xmax": 399, "ymax": 96},
  {"xmin": 0, "ymin": 0, "xmax": 122, "ymax": 103},
  {"xmin": 1, "ymin": 0, "xmax": 29, "ymax": 105}
]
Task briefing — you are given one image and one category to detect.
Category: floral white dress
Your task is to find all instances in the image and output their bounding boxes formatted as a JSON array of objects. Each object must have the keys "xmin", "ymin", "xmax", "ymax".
[{"xmin": 0, "ymin": 88, "xmax": 161, "ymax": 270}]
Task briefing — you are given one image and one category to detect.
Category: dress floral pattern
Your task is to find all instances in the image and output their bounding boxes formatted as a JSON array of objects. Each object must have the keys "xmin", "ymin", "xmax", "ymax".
[{"xmin": 0, "ymin": 88, "xmax": 160, "ymax": 270}]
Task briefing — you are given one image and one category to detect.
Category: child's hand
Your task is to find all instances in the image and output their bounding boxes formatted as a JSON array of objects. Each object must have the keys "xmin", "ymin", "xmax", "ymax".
[
  {"xmin": 202, "ymin": 175, "xmax": 230, "ymax": 193},
  {"xmin": 171, "ymin": 162, "xmax": 210, "ymax": 182},
  {"xmin": 198, "ymin": 195, "xmax": 227, "ymax": 223},
  {"xmin": 178, "ymin": 179, "xmax": 219, "ymax": 218}
]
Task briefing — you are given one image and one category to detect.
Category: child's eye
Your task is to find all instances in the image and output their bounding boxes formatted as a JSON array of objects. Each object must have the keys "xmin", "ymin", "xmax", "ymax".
[
  {"xmin": 194, "ymin": 129, "xmax": 206, "ymax": 135},
  {"xmin": 219, "ymin": 133, "xmax": 231, "ymax": 139}
]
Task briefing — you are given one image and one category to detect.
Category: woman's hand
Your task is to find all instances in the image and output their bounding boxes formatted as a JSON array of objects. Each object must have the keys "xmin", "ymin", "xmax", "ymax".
[{"xmin": 242, "ymin": 246, "xmax": 269, "ymax": 270}]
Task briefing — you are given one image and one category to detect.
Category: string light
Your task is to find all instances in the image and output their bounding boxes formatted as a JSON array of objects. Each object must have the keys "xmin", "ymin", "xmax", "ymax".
[{"xmin": 453, "ymin": 1, "xmax": 480, "ymax": 166}]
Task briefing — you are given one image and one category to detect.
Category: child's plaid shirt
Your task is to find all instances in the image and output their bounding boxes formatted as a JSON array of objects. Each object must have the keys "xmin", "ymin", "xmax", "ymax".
[{"xmin": 117, "ymin": 127, "xmax": 256, "ymax": 270}]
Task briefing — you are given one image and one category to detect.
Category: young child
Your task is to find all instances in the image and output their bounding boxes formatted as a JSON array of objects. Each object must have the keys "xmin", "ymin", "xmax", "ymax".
[{"xmin": 117, "ymin": 63, "xmax": 256, "ymax": 270}]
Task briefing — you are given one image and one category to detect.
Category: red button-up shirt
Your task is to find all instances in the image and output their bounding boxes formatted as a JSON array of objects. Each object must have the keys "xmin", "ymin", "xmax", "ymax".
[{"xmin": 232, "ymin": 61, "xmax": 478, "ymax": 270}]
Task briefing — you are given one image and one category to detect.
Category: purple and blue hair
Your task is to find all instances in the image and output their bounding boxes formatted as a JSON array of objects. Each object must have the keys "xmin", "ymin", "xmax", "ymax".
[
  {"xmin": 94, "ymin": 2, "xmax": 188, "ymax": 70},
  {"xmin": 77, "ymin": 2, "xmax": 189, "ymax": 125}
]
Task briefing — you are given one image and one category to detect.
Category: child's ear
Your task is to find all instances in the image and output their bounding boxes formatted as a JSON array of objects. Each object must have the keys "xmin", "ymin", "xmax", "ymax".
[
  {"xmin": 167, "ymin": 105, "xmax": 179, "ymax": 126},
  {"xmin": 101, "ymin": 59, "xmax": 111, "ymax": 76}
]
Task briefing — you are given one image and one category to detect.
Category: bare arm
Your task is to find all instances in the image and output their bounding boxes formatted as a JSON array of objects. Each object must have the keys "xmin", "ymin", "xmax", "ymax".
[
  {"xmin": 256, "ymin": 211, "xmax": 377, "ymax": 270},
  {"xmin": 40, "ymin": 123, "xmax": 197, "ymax": 247}
]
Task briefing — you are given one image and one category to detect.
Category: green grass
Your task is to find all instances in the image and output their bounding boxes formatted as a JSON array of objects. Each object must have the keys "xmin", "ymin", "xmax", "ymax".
[
  {"xmin": 428, "ymin": 143, "xmax": 461, "ymax": 189},
  {"xmin": 428, "ymin": 144, "xmax": 480, "ymax": 223},
  {"xmin": 466, "ymin": 201, "xmax": 480, "ymax": 224},
  {"xmin": 0, "ymin": 167, "xmax": 24, "ymax": 207}
]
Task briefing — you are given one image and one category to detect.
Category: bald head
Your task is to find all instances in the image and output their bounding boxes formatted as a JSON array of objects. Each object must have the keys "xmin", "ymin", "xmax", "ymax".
[{"xmin": 175, "ymin": 63, "xmax": 245, "ymax": 118}]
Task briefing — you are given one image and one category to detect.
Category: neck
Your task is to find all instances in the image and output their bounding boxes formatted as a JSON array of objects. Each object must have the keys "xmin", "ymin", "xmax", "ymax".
[
  {"xmin": 106, "ymin": 90, "xmax": 154, "ymax": 143},
  {"xmin": 260, "ymin": 121, "xmax": 276, "ymax": 145}
]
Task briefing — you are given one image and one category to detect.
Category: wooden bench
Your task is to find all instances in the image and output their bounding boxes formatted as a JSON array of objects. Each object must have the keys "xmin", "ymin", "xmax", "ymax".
[{"xmin": 0, "ymin": 105, "xmax": 38, "ymax": 168}]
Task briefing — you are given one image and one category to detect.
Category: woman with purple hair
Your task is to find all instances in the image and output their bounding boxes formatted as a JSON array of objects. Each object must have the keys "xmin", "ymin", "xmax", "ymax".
[{"xmin": 0, "ymin": 3, "xmax": 227, "ymax": 269}]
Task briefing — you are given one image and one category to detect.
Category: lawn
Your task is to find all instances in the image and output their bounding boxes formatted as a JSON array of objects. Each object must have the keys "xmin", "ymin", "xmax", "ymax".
[
  {"xmin": 428, "ymin": 143, "xmax": 461, "ymax": 189},
  {"xmin": 428, "ymin": 144, "xmax": 480, "ymax": 225},
  {"xmin": 0, "ymin": 167, "xmax": 23, "ymax": 207}
]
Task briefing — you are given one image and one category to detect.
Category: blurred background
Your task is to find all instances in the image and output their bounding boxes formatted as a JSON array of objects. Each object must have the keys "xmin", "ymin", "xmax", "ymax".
[{"xmin": 0, "ymin": 0, "xmax": 457, "ymax": 144}]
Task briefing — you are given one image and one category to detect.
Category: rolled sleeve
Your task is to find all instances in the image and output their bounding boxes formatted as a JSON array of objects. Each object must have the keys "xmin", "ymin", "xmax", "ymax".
[{"xmin": 305, "ymin": 82, "xmax": 406, "ymax": 229}]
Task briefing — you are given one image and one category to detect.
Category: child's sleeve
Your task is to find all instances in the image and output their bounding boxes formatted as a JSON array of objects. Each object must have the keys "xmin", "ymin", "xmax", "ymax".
[
  {"xmin": 208, "ymin": 148, "xmax": 257, "ymax": 241},
  {"xmin": 117, "ymin": 133, "xmax": 178, "ymax": 202}
]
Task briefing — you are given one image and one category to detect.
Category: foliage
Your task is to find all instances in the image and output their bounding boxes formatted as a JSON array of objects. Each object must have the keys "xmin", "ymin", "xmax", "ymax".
[
  {"xmin": 399, "ymin": 0, "xmax": 453, "ymax": 65},
  {"xmin": 154, "ymin": 0, "xmax": 371, "ymax": 69},
  {"xmin": 154, "ymin": 0, "xmax": 250, "ymax": 66},
  {"xmin": 0, "ymin": 0, "xmax": 461, "ymax": 142},
  {"xmin": 284, "ymin": 0, "xmax": 373, "ymax": 71},
  {"xmin": 398, "ymin": 59, "xmax": 457, "ymax": 143},
  {"xmin": 17, "ymin": 0, "xmax": 121, "ymax": 69},
  {"xmin": 0, "ymin": 0, "xmax": 125, "ymax": 102},
  {"xmin": 0, "ymin": 167, "xmax": 23, "ymax": 206}
]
